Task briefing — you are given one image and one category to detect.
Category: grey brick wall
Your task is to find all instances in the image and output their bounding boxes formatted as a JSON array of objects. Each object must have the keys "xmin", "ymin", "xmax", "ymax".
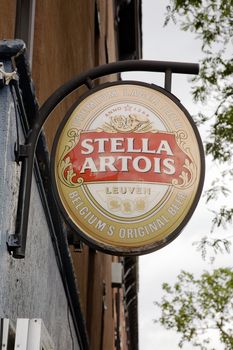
[{"xmin": 0, "ymin": 62, "xmax": 80, "ymax": 350}]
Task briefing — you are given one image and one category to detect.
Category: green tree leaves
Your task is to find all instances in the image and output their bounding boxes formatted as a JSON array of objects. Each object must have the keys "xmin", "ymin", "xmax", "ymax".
[
  {"xmin": 155, "ymin": 5, "xmax": 233, "ymax": 348},
  {"xmin": 165, "ymin": 0, "xmax": 233, "ymax": 48},
  {"xmin": 165, "ymin": 0, "xmax": 233, "ymax": 249},
  {"xmin": 165, "ymin": 0, "xmax": 233, "ymax": 159},
  {"xmin": 155, "ymin": 268, "xmax": 233, "ymax": 349}
]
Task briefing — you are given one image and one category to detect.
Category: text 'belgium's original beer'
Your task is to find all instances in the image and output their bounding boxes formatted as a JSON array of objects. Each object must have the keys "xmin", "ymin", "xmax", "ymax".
[{"xmin": 51, "ymin": 82, "xmax": 205, "ymax": 255}]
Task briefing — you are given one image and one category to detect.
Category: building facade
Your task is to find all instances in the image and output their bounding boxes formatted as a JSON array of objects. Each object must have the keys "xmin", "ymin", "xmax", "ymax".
[{"xmin": 0, "ymin": 1, "xmax": 141, "ymax": 349}]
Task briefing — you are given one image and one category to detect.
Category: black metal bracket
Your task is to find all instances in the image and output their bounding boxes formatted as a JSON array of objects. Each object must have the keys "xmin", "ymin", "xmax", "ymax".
[
  {"xmin": 6, "ymin": 234, "xmax": 21, "ymax": 249},
  {"xmin": 15, "ymin": 144, "xmax": 30, "ymax": 163},
  {"xmin": 4, "ymin": 52, "xmax": 199, "ymax": 258}
]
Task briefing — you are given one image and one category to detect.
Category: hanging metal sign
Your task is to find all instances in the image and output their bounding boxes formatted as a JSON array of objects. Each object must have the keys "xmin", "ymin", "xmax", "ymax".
[{"xmin": 51, "ymin": 81, "xmax": 205, "ymax": 255}]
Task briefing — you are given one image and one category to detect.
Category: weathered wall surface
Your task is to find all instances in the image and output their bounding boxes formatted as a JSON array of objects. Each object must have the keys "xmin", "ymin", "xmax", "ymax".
[
  {"xmin": 0, "ymin": 0, "xmax": 16, "ymax": 39},
  {"xmin": 0, "ymin": 65, "xmax": 79, "ymax": 349}
]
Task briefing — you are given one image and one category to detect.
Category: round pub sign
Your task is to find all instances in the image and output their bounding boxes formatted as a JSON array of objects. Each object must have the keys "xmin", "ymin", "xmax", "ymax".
[{"xmin": 51, "ymin": 81, "xmax": 205, "ymax": 255}]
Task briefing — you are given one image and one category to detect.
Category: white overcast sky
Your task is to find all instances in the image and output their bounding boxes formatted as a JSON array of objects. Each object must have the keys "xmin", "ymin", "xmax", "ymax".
[{"xmin": 124, "ymin": 1, "xmax": 233, "ymax": 349}]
